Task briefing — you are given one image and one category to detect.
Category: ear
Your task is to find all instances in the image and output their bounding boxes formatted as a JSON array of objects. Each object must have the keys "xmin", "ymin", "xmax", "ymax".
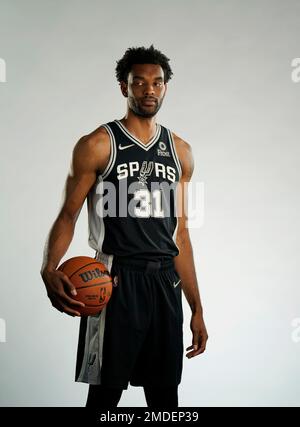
[
  {"xmin": 120, "ymin": 81, "xmax": 128, "ymax": 98},
  {"xmin": 164, "ymin": 82, "xmax": 168, "ymax": 96}
]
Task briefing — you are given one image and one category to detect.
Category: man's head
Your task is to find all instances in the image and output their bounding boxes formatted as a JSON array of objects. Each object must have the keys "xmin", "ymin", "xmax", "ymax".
[{"xmin": 115, "ymin": 45, "xmax": 173, "ymax": 118}]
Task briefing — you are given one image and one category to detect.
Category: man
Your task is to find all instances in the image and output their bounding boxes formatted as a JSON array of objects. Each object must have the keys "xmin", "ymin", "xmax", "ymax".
[{"xmin": 41, "ymin": 45, "xmax": 208, "ymax": 408}]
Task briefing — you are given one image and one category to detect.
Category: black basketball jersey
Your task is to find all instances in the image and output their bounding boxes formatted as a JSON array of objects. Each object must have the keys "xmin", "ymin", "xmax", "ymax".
[{"xmin": 87, "ymin": 119, "xmax": 182, "ymax": 262}]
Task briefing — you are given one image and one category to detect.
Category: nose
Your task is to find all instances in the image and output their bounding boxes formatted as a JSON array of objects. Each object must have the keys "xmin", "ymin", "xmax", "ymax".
[{"xmin": 143, "ymin": 83, "xmax": 155, "ymax": 96}]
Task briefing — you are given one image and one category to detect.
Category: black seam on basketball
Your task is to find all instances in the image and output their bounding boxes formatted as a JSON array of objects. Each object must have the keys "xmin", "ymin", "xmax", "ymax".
[
  {"xmin": 76, "ymin": 280, "xmax": 112, "ymax": 290},
  {"xmin": 69, "ymin": 262, "xmax": 109, "ymax": 279},
  {"xmin": 82, "ymin": 304, "xmax": 106, "ymax": 308}
]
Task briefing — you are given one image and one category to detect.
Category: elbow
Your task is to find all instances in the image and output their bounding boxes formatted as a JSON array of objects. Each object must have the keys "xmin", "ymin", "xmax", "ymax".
[{"xmin": 176, "ymin": 227, "xmax": 190, "ymax": 247}]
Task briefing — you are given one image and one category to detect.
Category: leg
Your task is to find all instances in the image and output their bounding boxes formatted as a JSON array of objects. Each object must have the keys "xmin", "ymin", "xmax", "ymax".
[
  {"xmin": 86, "ymin": 384, "xmax": 123, "ymax": 408},
  {"xmin": 143, "ymin": 385, "xmax": 179, "ymax": 408}
]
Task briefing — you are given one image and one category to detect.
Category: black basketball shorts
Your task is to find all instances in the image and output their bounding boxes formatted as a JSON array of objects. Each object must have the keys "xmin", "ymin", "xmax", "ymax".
[{"xmin": 75, "ymin": 256, "xmax": 184, "ymax": 390}]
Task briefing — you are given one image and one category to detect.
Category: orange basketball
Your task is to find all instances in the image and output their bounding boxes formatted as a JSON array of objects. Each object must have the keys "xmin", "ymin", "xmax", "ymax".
[{"xmin": 58, "ymin": 256, "xmax": 113, "ymax": 316}]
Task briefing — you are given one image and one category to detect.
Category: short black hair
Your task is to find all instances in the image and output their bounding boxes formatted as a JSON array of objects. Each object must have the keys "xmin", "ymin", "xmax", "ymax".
[{"xmin": 115, "ymin": 44, "xmax": 173, "ymax": 84}]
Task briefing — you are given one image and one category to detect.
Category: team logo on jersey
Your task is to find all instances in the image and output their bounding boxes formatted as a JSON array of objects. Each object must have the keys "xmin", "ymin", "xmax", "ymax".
[
  {"xmin": 157, "ymin": 141, "xmax": 170, "ymax": 157},
  {"xmin": 137, "ymin": 161, "xmax": 154, "ymax": 186},
  {"xmin": 116, "ymin": 161, "xmax": 176, "ymax": 183},
  {"xmin": 118, "ymin": 143, "xmax": 135, "ymax": 150}
]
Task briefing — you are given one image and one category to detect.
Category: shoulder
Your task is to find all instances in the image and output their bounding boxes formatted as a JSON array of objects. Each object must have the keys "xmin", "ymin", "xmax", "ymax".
[
  {"xmin": 75, "ymin": 125, "xmax": 110, "ymax": 152},
  {"xmin": 171, "ymin": 132, "xmax": 194, "ymax": 179},
  {"xmin": 72, "ymin": 125, "xmax": 111, "ymax": 173}
]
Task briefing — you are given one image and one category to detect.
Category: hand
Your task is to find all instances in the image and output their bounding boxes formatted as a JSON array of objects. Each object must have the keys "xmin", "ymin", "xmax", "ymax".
[
  {"xmin": 41, "ymin": 268, "xmax": 85, "ymax": 317},
  {"xmin": 186, "ymin": 312, "xmax": 208, "ymax": 359}
]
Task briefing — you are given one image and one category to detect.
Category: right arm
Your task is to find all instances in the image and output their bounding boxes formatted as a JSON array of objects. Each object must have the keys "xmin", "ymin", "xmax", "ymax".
[{"xmin": 40, "ymin": 128, "xmax": 110, "ymax": 316}]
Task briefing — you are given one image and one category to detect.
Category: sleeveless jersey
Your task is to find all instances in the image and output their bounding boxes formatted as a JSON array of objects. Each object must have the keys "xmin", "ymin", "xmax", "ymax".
[{"xmin": 87, "ymin": 119, "xmax": 182, "ymax": 261}]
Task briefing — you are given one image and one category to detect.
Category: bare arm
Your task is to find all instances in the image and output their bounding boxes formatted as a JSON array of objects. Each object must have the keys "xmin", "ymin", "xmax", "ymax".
[
  {"xmin": 173, "ymin": 134, "xmax": 208, "ymax": 358},
  {"xmin": 40, "ymin": 128, "xmax": 110, "ymax": 316}
]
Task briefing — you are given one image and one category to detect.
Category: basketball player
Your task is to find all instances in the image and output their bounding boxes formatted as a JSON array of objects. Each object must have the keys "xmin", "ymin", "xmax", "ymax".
[{"xmin": 41, "ymin": 45, "xmax": 208, "ymax": 408}]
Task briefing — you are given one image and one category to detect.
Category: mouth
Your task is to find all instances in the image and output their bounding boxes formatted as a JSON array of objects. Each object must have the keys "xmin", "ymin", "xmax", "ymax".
[{"xmin": 142, "ymin": 98, "xmax": 157, "ymax": 106}]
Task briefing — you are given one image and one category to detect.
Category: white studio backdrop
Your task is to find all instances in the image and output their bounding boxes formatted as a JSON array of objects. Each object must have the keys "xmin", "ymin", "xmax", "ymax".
[{"xmin": 0, "ymin": 0, "xmax": 300, "ymax": 407}]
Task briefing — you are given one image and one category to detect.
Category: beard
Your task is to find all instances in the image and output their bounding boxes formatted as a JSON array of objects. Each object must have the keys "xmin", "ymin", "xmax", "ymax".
[{"xmin": 128, "ymin": 95, "xmax": 164, "ymax": 118}]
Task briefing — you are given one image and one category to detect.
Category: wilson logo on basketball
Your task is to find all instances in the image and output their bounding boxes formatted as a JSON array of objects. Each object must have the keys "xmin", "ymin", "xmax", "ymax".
[{"xmin": 79, "ymin": 268, "xmax": 109, "ymax": 283}]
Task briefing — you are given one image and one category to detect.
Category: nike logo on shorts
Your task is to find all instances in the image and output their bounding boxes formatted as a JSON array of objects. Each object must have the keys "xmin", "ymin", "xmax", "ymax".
[
  {"xmin": 173, "ymin": 279, "xmax": 181, "ymax": 288},
  {"xmin": 118, "ymin": 143, "xmax": 135, "ymax": 150}
]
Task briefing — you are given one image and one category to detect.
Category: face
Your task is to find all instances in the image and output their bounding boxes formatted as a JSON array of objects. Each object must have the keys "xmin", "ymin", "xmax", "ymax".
[{"xmin": 121, "ymin": 63, "xmax": 167, "ymax": 118}]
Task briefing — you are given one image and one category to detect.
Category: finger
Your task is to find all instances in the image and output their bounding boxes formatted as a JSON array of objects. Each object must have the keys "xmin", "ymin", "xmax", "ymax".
[
  {"xmin": 51, "ymin": 300, "xmax": 76, "ymax": 316},
  {"xmin": 186, "ymin": 338, "xmax": 208, "ymax": 358},
  {"xmin": 186, "ymin": 345, "xmax": 198, "ymax": 358},
  {"xmin": 186, "ymin": 345, "xmax": 194, "ymax": 351},
  {"xmin": 59, "ymin": 272, "xmax": 78, "ymax": 297},
  {"xmin": 186, "ymin": 346, "xmax": 200, "ymax": 358},
  {"xmin": 186, "ymin": 349, "xmax": 202, "ymax": 358},
  {"xmin": 190, "ymin": 345, "xmax": 206, "ymax": 358},
  {"xmin": 59, "ymin": 302, "xmax": 81, "ymax": 317},
  {"xmin": 51, "ymin": 277, "xmax": 85, "ymax": 307},
  {"xmin": 59, "ymin": 292, "xmax": 85, "ymax": 308}
]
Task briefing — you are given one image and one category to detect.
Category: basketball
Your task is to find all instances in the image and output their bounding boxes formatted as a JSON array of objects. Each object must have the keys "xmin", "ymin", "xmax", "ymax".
[{"xmin": 58, "ymin": 256, "xmax": 113, "ymax": 316}]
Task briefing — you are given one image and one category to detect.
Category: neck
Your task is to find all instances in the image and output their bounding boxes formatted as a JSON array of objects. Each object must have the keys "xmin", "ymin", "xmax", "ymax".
[{"xmin": 120, "ymin": 110, "xmax": 157, "ymax": 145}]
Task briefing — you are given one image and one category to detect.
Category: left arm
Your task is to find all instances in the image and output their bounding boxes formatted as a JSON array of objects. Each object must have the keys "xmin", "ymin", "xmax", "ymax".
[{"xmin": 173, "ymin": 134, "xmax": 208, "ymax": 358}]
